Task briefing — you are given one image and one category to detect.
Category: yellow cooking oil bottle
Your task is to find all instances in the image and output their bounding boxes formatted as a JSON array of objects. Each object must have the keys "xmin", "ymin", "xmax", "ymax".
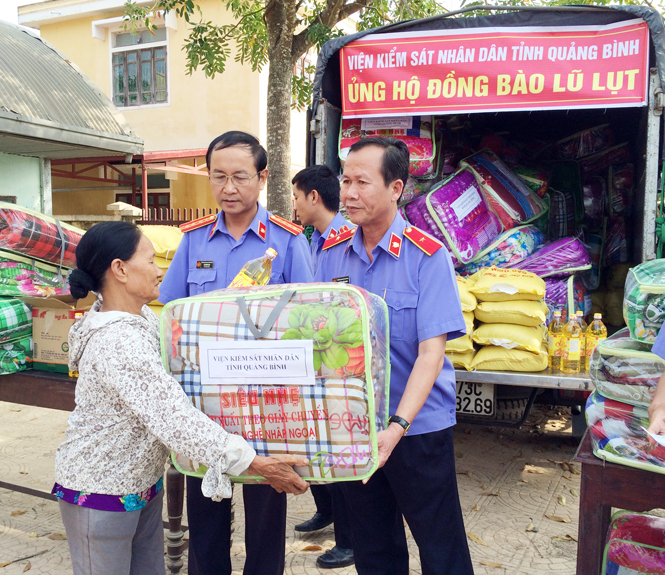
[
  {"xmin": 576, "ymin": 311, "xmax": 588, "ymax": 368},
  {"xmin": 229, "ymin": 248, "xmax": 278, "ymax": 288},
  {"xmin": 69, "ymin": 311, "xmax": 86, "ymax": 378},
  {"xmin": 547, "ymin": 310, "xmax": 565, "ymax": 371},
  {"xmin": 561, "ymin": 314, "xmax": 583, "ymax": 374},
  {"xmin": 585, "ymin": 313, "xmax": 608, "ymax": 371}
]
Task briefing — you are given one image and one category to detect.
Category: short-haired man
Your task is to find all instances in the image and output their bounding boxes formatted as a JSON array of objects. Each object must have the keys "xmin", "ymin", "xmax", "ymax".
[
  {"xmin": 315, "ymin": 137, "xmax": 474, "ymax": 575},
  {"xmin": 159, "ymin": 131, "xmax": 313, "ymax": 575},
  {"xmin": 292, "ymin": 164, "xmax": 353, "ymax": 273},
  {"xmin": 291, "ymin": 164, "xmax": 355, "ymax": 569}
]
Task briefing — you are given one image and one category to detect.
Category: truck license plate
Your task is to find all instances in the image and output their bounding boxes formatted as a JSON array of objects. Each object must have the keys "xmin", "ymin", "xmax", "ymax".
[{"xmin": 456, "ymin": 382, "xmax": 495, "ymax": 417}]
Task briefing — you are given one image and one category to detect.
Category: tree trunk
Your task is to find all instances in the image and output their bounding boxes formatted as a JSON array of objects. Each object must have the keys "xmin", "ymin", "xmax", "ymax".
[{"xmin": 264, "ymin": 0, "xmax": 298, "ymax": 220}]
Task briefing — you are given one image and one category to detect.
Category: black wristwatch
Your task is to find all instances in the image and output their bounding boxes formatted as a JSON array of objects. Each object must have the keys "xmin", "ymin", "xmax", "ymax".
[{"xmin": 388, "ymin": 415, "xmax": 411, "ymax": 435}]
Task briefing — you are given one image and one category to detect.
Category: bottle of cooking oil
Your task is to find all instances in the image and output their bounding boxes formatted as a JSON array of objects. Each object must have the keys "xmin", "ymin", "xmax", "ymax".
[
  {"xmin": 585, "ymin": 313, "xmax": 608, "ymax": 371},
  {"xmin": 69, "ymin": 311, "xmax": 86, "ymax": 378},
  {"xmin": 576, "ymin": 311, "xmax": 588, "ymax": 368},
  {"xmin": 561, "ymin": 314, "xmax": 583, "ymax": 373},
  {"xmin": 547, "ymin": 310, "xmax": 565, "ymax": 371},
  {"xmin": 229, "ymin": 248, "xmax": 278, "ymax": 288}
]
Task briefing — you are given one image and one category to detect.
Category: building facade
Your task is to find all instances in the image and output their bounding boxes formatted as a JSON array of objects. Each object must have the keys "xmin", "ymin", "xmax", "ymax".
[{"xmin": 19, "ymin": 0, "xmax": 316, "ymax": 218}]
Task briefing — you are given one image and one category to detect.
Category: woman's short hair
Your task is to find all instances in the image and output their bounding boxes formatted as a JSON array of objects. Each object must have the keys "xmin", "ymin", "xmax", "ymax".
[
  {"xmin": 69, "ymin": 221, "xmax": 143, "ymax": 299},
  {"xmin": 206, "ymin": 131, "xmax": 268, "ymax": 172}
]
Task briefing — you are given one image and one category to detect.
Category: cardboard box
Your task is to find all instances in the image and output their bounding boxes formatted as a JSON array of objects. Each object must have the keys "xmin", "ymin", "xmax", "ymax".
[{"xmin": 21, "ymin": 294, "xmax": 96, "ymax": 373}]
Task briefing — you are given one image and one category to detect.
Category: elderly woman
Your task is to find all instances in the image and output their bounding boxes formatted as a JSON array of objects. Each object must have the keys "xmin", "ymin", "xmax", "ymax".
[{"xmin": 52, "ymin": 221, "xmax": 308, "ymax": 575}]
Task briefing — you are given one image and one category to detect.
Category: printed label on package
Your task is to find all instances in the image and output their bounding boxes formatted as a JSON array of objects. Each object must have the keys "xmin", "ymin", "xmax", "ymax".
[{"xmin": 199, "ymin": 339, "xmax": 316, "ymax": 386}]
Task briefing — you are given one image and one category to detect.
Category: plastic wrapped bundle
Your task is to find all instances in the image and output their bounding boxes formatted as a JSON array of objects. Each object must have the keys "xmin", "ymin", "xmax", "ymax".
[
  {"xmin": 512, "ymin": 237, "xmax": 591, "ymax": 278},
  {"xmin": 0, "ymin": 337, "xmax": 32, "ymax": 375},
  {"xmin": 0, "ymin": 250, "xmax": 69, "ymax": 297},
  {"xmin": 417, "ymin": 171, "xmax": 501, "ymax": 264},
  {"xmin": 513, "ymin": 165, "xmax": 551, "ymax": 198},
  {"xmin": 586, "ymin": 390, "xmax": 665, "ymax": 474},
  {"xmin": 579, "ymin": 143, "xmax": 632, "ymax": 177},
  {"xmin": 548, "ymin": 188, "xmax": 576, "ymax": 241},
  {"xmin": 0, "ymin": 202, "xmax": 82, "ymax": 268},
  {"xmin": 544, "ymin": 277, "xmax": 568, "ymax": 314},
  {"xmin": 544, "ymin": 276, "xmax": 588, "ymax": 323},
  {"xmin": 605, "ymin": 217, "xmax": 629, "ymax": 265},
  {"xmin": 0, "ymin": 298, "xmax": 32, "ymax": 343},
  {"xmin": 339, "ymin": 116, "xmax": 435, "ymax": 178},
  {"xmin": 460, "ymin": 225, "xmax": 544, "ymax": 275},
  {"xmin": 582, "ymin": 177, "xmax": 606, "ymax": 230},
  {"xmin": 589, "ymin": 329, "xmax": 664, "ymax": 408},
  {"xmin": 398, "ymin": 177, "xmax": 425, "ymax": 206},
  {"xmin": 603, "ymin": 511, "xmax": 665, "ymax": 575},
  {"xmin": 460, "ymin": 150, "xmax": 548, "ymax": 229},
  {"xmin": 608, "ymin": 163, "xmax": 634, "ymax": 216},
  {"xmin": 161, "ymin": 283, "xmax": 389, "ymax": 482},
  {"xmin": 623, "ymin": 260, "xmax": 665, "ymax": 344},
  {"xmin": 403, "ymin": 194, "xmax": 459, "ymax": 267},
  {"xmin": 555, "ymin": 124, "xmax": 615, "ymax": 160}
]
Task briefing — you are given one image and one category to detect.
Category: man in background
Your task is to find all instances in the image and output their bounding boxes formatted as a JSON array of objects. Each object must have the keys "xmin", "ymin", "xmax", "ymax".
[{"xmin": 292, "ymin": 164, "xmax": 355, "ymax": 569}]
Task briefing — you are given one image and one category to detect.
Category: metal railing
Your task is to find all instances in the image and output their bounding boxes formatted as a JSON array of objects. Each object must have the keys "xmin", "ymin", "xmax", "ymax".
[{"xmin": 137, "ymin": 207, "xmax": 220, "ymax": 226}]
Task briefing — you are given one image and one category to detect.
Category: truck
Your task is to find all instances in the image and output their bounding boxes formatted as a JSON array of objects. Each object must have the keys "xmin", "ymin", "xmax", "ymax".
[{"xmin": 306, "ymin": 5, "xmax": 665, "ymax": 436}]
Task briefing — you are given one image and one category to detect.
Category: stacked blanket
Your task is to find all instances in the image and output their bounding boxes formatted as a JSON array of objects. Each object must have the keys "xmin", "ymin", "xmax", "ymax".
[
  {"xmin": 0, "ymin": 203, "xmax": 82, "ymax": 268},
  {"xmin": 604, "ymin": 511, "xmax": 665, "ymax": 575},
  {"xmin": 586, "ymin": 391, "xmax": 665, "ymax": 474}
]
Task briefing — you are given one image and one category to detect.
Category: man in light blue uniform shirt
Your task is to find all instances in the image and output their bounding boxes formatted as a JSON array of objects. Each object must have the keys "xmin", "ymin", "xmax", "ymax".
[
  {"xmin": 159, "ymin": 200, "xmax": 312, "ymax": 300},
  {"xmin": 315, "ymin": 137, "xmax": 474, "ymax": 575},
  {"xmin": 159, "ymin": 131, "xmax": 312, "ymax": 575},
  {"xmin": 292, "ymin": 164, "xmax": 354, "ymax": 274},
  {"xmin": 291, "ymin": 164, "xmax": 356, "ymax": 569}
]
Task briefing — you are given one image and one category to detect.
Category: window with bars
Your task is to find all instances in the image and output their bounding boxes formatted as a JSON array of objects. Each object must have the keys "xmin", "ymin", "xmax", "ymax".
[{"xmin": 112, "ymin": 43, "xmax": 167, "ymax": 107}]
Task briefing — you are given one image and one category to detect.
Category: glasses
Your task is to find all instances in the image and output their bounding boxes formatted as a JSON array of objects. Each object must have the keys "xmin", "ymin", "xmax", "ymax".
[{"xmin": 209, "ymin": 172, "xmax": 260, "ymax": 187}]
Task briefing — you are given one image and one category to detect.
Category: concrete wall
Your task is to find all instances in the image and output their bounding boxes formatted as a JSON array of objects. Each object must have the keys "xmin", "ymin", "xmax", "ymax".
[{"xmin": 0, "ymin": 153, "xmax": 44, "ymax": 212}]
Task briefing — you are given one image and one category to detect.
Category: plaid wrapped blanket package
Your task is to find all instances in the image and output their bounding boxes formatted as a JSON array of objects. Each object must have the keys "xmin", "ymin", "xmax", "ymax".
[
  {"xmin": 590, "ymin": 328, "xmax": 664, "ymax": 409},
  {"xmin": 0, "ymin": 202, "xmax": 82, "ymax": 268},
  {"xmin": 161, "ymin": 283, "xmax": 390, "ymax": 482},
  {"xmin": 0, "ymin": 298, "xmax": 32, "ymax": 343},
  {"xmin": 623, "ymin": 260, "xmax": 665, "ymax": 344}
]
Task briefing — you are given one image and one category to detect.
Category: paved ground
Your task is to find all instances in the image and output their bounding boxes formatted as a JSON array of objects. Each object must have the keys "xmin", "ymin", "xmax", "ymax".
[{"xmin": 0, "ymin": 400, "xmax": 583, "ymax": 574}]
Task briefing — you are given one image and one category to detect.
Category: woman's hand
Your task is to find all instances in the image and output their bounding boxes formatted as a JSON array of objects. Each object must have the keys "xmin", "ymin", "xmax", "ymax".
[
  {"xmin": 247, "ymin": 454, "xmax": 309, "ymax": 494},
  {"xmin": 647, "ymin": 372, "xmax": 665, "ymax": 444}
]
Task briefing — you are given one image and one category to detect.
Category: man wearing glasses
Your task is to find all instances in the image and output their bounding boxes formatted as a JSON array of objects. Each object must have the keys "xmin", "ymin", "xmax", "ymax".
[{"xmin": 159, "ymin": 131, "xmax": 313, "ymax": 575}]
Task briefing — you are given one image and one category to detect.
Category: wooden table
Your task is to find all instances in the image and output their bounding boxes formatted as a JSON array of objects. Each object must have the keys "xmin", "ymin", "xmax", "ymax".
[
  {"xmin": 574, "ymin": 430, "xmax": 665, "ymax": 575},
  {"xmin": 0, "ymin": 370, "xmax": 187, "ymax": 574}
]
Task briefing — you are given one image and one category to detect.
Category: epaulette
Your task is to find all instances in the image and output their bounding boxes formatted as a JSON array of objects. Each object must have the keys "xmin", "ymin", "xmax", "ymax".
[
  {"xmin": 269, "ymin": 214, "xmax": 303, "ymax": 235},
  {"xmin": 180, "ymin": 213, "xmax": 217, "ymax": 233},
  {"xmin": 403, "ymin": 226, "xmax": 443, "ymax": 256},
  {"xmin": 323, "ymin": 227, "xmax": 356, "ymax": 250}
]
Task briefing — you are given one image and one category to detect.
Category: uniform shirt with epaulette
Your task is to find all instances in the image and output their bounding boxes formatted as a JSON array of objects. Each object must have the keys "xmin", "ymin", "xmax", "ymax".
[
  {"xmin": 309, "ymin": 211, "xmax": 355, "ymax": 273},
  {"xmin": 159, "ymin": 203, "xmax": 313, "ymax": 303},
  {"xmin": 314, "ymin": 212, "xmax": 466, "ymax": 435}
]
